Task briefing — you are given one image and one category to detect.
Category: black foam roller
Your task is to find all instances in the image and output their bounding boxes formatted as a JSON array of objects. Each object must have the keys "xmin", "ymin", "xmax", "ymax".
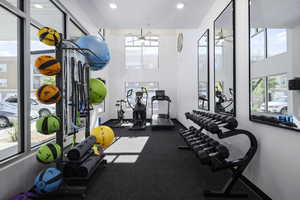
[
  {"xmin": 77, "ymin": 155, "xmax": 104, "ymax": 177},
  {"xmin": 67, "ymin": 136, "xmax": 97, "ymax": 161}
]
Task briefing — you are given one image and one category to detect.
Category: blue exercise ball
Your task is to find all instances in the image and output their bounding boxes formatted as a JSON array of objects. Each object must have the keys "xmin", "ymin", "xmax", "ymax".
[
  {"xmin": 34, "ymin": 168, "xmax": 63, "ymax": 194},
  {"xmin": 76, "ymin": 35, "xmax": 110, "ymax": 71}
]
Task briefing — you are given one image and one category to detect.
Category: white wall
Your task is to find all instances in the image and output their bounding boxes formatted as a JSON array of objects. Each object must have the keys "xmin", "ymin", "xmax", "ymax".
[
  {"xmin": 176, "ymin": 0, "xmax": 300, "ymax": 200},
  {"xmin": 106, "ymin": 29, "xmax": 178, "ymax": 119}
]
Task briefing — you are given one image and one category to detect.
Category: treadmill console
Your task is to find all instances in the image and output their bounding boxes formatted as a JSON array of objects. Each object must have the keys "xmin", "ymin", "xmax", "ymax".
[{"xmin": 155, "ymin": 90, "xmax": 165, "ymax": 97}]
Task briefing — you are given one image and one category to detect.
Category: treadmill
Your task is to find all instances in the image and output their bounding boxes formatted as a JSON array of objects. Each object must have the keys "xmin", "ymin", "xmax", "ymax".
[{"xmin": 151, "ymin": 90, "xmax": 175, "ymax": 130}]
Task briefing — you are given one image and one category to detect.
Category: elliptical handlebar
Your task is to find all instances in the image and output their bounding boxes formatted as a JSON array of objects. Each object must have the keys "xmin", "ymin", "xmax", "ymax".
[
  {"xmin": 141, "ymin": 87, "xmax": 148, "ymax": 107},
  {"xmin": 126, "ymin": 87, "xmax": 148, "ymax": 109},
  {"xmin": 126, "ymin": 89, "xmax": 134, "ymax": 109}
]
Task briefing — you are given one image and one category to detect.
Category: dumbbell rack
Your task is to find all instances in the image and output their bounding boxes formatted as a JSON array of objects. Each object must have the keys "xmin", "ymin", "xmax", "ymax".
[{"xmin": 178, "ymin": 110, "xmax": 257, "ymax": 198}]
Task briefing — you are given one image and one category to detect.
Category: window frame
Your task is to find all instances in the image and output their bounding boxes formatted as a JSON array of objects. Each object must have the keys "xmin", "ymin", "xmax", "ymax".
[
  {"xmin": 0, "ymin": 1, "xmax": 26, "ymax": 163},
  {"xmin": 0, "ymin": 0, "xmax": 90, "ymax": 165},
  {"xmin": 124, "ymin": 34, "xmax": 160, "ymax": 70},
  {"xmin": 250, "ymin": 27, "xmax": 288, "ymax": 63}
]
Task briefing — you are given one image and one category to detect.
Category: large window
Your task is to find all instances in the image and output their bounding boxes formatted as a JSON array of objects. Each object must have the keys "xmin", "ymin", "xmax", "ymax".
[
  {"xmin": 251, "ymin": 28, "xmax": 287, "ymax": 62},
  {"xmin": 125, "ymin": 82, "xmax": 159, "ymax": 110},
  {"xmin": 30, "ymin": 26, "xmax": 56, "ymax": 147},
  {"xmin": 30, "ymin": 0, "xmax": 64, "ymax": 33},
  {"xmin": 268, "ymin": 74, "xmax": 288, "ymax": 114},
  {"xmin": 0, "ymin": 7, "xmax": 21, "ymax": 160},
  {"xmin": 251, "ymin": 74, "xmax": 288, "ymax": 115},
  {"xmin": 125, "ymin": 36, "xmax": 159, "ymax": 69},
  {"xmin": 251, "ymin": 29, "xmax": 265, "ymax": 62},
  {"xmin": 267, "ymin": 29, "xmax": 287, "ymax": 57},
  {"xmin": 251, "ymin": 77, "xmax": 266, "ymax": 112},
  {"xmin": 0, "ymin": 0, "xmax": 88, "ymax": 163}
]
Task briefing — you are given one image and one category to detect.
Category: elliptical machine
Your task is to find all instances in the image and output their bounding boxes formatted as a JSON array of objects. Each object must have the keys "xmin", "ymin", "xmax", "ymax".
[
  {"xmin": 111, "ymin": 99, "xmax": 127, "ymax": 128},
  {"xmin": 127, "ymin": 87, "xmax": 148, "ymax": 130},
  {"xmin": 215, "ymin": 88, "xmax": 234, "ymax": 114}
]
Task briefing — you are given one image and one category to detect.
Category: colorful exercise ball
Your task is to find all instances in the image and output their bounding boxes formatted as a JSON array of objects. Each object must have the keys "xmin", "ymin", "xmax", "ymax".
[
  {"xmin": 35, "ymin": 55, "xmax": 61, "ymax": 76},
  {"xmin": 38, "ymin": 27, "xmax": 61, "ymax": 46},
  {"xmin": 34, "ymin": 168, "xmax": 63, "ymax": 194},
  {"xmin": 36, "ymin": 143, "xmax": 61, "ymax": 164},
  {"xmin": 9, "ymin": 192, "xmax": 38, "ymax": 200},
  {"xmin": 89, "ymin": 78, "xmax": 107, "ymax": 104},
  {"xmin": 36, "ymin": 85, "xmax": 61, "ymax": 105},
  {"xmin": 75, "ymin": 35, "xmax": 110, "ymax": 71},
  {"xmin": 91, "ymin": 125, "xmax": 115, "ymax": 148},
  {"xmin": 36, "ymin": 115, "xmax": 60, "ymax": 135}
]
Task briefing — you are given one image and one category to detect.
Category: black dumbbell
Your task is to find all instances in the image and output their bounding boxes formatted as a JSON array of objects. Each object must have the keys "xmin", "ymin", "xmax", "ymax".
[
  {"xmin": 183, "ymin": 129, "xmax": 201, "ymax": 137},
  {"xmin": 205, "ymin": 117, "xmax": 238, "ymax": 133},
  {"xmin": 184, "ymin": 129, "xmax": 204, "ymax": 139},
  {"xmin": 192, "ymin": 140, "xmax": 219, "ymax": 152},
  {"xmin": 189, "ymin": 136, "xmax": 212, "ymax": 146},
  {"xmin": 198, "ymin": 145, "xmax": 230, "ymax": 165},
  {"xmin": 184, "ymin": 132, "xmax": 201, "ymax": 140},
  {"xmin": 179, "ymin": 126, "xmax": 196, "ymax": 135},
  {"xmin": 186, "ymin": 134, "xmax": 207, "ymax": 143}
]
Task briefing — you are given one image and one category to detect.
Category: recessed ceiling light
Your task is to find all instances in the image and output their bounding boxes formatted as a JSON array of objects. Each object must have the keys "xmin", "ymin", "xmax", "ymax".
[
  {"xmin": 176, "ymin": 3, "xmax": 185, "ymax": 10},
  {"xmin": 109, "ymin": 3, "xmax": 118, "ymax": 9},
  {"xmin": 33, "ymin": 4, "xmax": 43, "ymax": 9}
]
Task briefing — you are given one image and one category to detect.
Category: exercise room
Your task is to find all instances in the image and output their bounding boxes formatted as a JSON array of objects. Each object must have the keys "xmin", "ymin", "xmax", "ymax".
[{"xmin": 0, "ymin": 0, "xmax": 299, "ymax": 199}]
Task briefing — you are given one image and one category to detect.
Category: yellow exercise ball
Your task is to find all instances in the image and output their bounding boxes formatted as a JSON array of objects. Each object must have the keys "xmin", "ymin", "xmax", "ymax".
[{"xmin": 91, "ymin": 125, "xmax": 115, "ymax": 148}]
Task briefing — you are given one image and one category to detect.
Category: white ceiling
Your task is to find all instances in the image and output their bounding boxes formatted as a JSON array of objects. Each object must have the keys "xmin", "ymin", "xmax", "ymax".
[{"xmin": 74, "ymin": 0, "xmax": 216, "ymax": 29}]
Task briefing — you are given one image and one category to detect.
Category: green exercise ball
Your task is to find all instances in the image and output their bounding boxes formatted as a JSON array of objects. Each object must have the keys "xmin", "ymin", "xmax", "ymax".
[
  {"xmin": 36, "ymin": 115, "xmax": 60, "ymax": 135},
  {"xmin": 89, "ymin": 78, "xmax": 107, "ymax": 104},
  {"xmin": 36, "ymin": 143, "xmax": 61, "ymax": 164}
]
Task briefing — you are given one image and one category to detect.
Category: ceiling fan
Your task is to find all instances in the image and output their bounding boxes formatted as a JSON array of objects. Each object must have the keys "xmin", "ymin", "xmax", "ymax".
[
  {"xmin": 215, "ymin": 28, "xmax": 233, "ymax": 43},
  {"xmin": 128, "ymin": 28, "xmax": 159, "ymax": 43}
]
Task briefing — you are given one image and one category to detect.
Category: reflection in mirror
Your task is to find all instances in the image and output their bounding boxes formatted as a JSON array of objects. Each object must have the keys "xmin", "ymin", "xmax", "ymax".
[
  {"xmin": 198, "ymin": 30, "xmax": 209, "ymax": 110},
  {"xmin": 214, "ymin": 1, "xmax": 235, "ymax": 115},
  {"xmin": 250, "ymin": 0, "xmax": 300, "ymax": 130}
]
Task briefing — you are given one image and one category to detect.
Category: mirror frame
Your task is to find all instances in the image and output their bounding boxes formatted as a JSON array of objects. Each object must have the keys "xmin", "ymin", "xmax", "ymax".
[
  {"xmin": 213, "ymin": 0, "xmax": 236, "ymax": 116},
  {"xmin": 197, "ymin": 29, "xmax": 210, "ymax": 111},
  {"xmin": 248, "ymin": 0, "xmax": 299, "ymax": 132}
]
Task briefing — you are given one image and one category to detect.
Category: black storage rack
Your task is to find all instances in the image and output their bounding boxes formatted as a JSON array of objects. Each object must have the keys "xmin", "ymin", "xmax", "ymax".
[{"xmin": 179, "ymin": 110, "xmax": 257, "ymax": 198}]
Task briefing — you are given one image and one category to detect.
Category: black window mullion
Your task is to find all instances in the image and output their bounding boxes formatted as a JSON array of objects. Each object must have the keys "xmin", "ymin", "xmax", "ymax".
[
  {"xmin": 265, "ymin": 76, "xmax": 269, "ymax": 112},
  {"xmin": 18, "ymin": 14, "xmax": 25, "ymax": 154},
  {"xmin": 265, "ymin": 28, "xmax": 268, "ymax": 59}
]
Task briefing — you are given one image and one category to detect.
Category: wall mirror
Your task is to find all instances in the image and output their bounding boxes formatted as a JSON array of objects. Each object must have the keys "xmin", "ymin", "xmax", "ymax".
[
  {"xmin": 249, "ymin": 0, "xmax": 300, "ymax": 131},
  {"xmin": 198, "ymin": 29, "xmax": 210, "ymax": 110},
  {"xmin": 214, "ymin": 0, "xmax": 236, "ymax": 115}
]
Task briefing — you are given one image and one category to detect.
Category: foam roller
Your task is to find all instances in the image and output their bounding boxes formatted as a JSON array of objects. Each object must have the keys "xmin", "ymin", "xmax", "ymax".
[
  {"xmin": 77, "ymin": 155, "xmax": 104, "ymax": 177},
  {"xmin": 67, "ymin": 136, "xmax": 96, "ymax": 161}
]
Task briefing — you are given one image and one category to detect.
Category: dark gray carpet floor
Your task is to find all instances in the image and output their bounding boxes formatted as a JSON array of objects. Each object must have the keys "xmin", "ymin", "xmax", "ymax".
[{"xmin": 54, "ymin": 120, "xmax": 261, "ymax": 200}]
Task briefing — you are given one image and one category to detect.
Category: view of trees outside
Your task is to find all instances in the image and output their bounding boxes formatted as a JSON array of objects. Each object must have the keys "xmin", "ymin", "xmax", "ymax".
[
  {"xmin": 251, "ymin": 78, "xmax": 266, "ymax": 112},
  {"xmin": 251, "ymin": 74, "xmax": 288, "ymax": 114}
]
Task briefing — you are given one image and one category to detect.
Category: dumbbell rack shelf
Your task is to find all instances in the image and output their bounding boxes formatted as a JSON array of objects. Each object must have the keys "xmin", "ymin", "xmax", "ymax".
[{"xmin": 179, "ymin": 110, "xmax": 257, "ymax": 198}]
